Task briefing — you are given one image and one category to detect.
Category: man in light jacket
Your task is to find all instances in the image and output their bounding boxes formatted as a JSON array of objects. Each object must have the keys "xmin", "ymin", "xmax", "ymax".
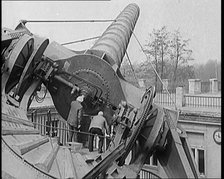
[{"xmin": 88, "ymin": 111, "xmax": 110, "ymax": 153}]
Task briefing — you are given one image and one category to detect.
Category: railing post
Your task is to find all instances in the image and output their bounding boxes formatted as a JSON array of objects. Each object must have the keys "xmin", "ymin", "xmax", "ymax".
[
  {"xmin": 188, "ymin": 79, "xmax": 201, "ymax": 94},
  {"xmin": 47, "ymin": 109, "xmax": 51, "ymax": 137},
  {"xmin": 54, "ymin": 119, "xmax": 58, "ymax": 137},
  {"xmin": 162, "ymin": 79, "xmax": 169, "ymax": 92},
  {"xmin": 176, "ymin": 87, "xmax": 185, "ymax": 108},
  {"xmin": 209, "ymin": 78, "xmax": 218, "ymax": 93},
  {"xmin": 31, "ymin": 110, "xmax": 34, "ymax": 123},
  {"xmin": 64, "ymin": 123, "xmax": 67, "ymax": 146},
  {"xmin": 34, "ymin": 110, "xmax": 37, "ymax": 128},
  {"xmin": 58, "ymin": 120, "xmax": 62, "ymax": 145}
]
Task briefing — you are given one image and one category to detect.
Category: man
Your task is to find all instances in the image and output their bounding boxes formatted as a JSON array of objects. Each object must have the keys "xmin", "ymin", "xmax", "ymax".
[
  {"xmin": 88, "ymin": 111, "xmax": 110, "ymax": 153},
  {"xmin": 67, "ymin": 95, "xmax": 84, "ymax": 142}
]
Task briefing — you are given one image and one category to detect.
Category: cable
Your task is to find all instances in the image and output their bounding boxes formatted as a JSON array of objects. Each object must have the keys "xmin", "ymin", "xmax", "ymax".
[
  {"xmin": 131, "ymin": 31, "xmax": 177, "ymax": 110},
  {"xmin": 125, "ymin": 51, "xmax": 140, "ymax": 87},
  {"xmin": 21, "ymin": 19, "xmax": 116, "ymax": 24},
  {"xmin": 61, "ymin": 36, "xmax": 101, "ymax": 45}
]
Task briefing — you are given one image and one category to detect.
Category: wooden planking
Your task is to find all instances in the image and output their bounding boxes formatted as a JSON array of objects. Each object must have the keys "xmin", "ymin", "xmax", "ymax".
[
  {"xmin": 106, "ymin": 163, "xmax": 128, "ymax": 179},
  {"xmin": 35, "ymin": 143, "xmax": 59, "ymax": 172},
  {"xmin": 2, "ymin": 134, "xmax": 43, "ymax": 147},
  {"xmin": 2, "ymin": 137, "xmax": 54, "ymax": 179},
  {"xmin": 49, "ymin": 146, "xmax": 67, "ymax": 178},
  {"xmin": 107, "ymin": 163, "xmax": 119, "ymax": 177},
  {"xmin": 85, "ymin": 153, "xmax": 100, "ymax": 168},
  {"xmin": 67, "ymin": 142, "xmax": 83, "ymax": 152},
  {"xmin": 117, "ymin": 165, "xmax": 137, "ymax": 179},
  {"xmin": 2, "ymin": 113, "xmax": 34, "ymax": 127},
  {"xmin": 2, "ymin": 170, "xmax": 17, "ymax": 179},
  {"xmin": 72, "ymin": 152, "xmax": 92, "ymax": 178},
  {"xmin": 13, "ymin": 137, "xmax": 49, "ymax": 155},
  {"xmin": 21, "ymin": 140, "xmax": 55, "ymax": 165},
  {"xmin": 2, "ymin": 129, "xmax": 39, "ymax": 135}
]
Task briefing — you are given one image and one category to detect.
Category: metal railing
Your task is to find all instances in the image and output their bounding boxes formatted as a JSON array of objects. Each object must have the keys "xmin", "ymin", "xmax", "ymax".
[
  {"xmin": 153, "ymin": 92, "xmax": 221, "ymax": 109},
  {"xmin": 184, "ymin": 94, "xmax": 221, "ymax": 108},
  {"xmin": 154, "ymin": 92, "xmax": 176, "ymax": 106},
  {"xmin": 29, "ymin": 109, "xmax": 110, "ymax": 151}
]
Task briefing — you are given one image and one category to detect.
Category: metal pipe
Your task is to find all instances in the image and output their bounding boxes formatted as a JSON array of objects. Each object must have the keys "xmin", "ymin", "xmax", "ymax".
[{"xmin": 90, "ymin": 3, "xmax": 140, "ymax": 68}]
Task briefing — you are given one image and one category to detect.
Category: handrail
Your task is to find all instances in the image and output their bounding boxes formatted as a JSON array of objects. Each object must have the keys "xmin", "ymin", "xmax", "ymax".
[
  {"xmin": 31, "ymin": 109, "xmax": 111, "ymax": 139},
  {"xmin": 31, "ymin": 121, "xmax": 111, "ymax": 139}
]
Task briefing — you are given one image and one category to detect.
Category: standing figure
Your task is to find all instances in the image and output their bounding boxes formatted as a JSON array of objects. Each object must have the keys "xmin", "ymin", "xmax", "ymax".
[
  {"xmin": 89, "ymin": 111, "xmax": 110, "ymax": 153},
  {"xmin": 67, "ymin": 95, "xmax": 84, "ymax": 142}
]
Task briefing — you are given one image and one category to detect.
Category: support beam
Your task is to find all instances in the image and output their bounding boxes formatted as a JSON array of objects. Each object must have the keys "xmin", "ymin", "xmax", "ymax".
[
  {"xmin": 2, "ymin": 129, "xmax": 39, "ymax": 135},
  {"xmin": 2, "ymin": 113, "xmax": 34, "ymax": 127}
]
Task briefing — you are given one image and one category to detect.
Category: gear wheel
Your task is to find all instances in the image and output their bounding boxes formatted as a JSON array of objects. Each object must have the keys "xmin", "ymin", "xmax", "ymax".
[{"xmin": 73, "ymin": 68, "xmax": 110, "ymax": 101}]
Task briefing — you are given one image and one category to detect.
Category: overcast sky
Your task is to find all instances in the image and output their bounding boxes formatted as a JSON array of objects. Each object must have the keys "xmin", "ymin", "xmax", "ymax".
[{"xmin": 2, "ymin": 0, "xmax": 221, "ymax": 65}]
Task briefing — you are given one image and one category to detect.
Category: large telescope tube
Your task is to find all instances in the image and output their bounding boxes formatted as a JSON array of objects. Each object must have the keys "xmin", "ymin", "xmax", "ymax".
[{"xmin": 90, "ymin": 3, "xmax": 140, "ymax": 68}]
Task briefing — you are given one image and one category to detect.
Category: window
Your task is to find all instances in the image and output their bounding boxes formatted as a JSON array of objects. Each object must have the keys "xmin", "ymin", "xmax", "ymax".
[
  {"xmin": 198, "ymin": 149, "xmax": 205, "ymax": 175},
  {"xmin": 191, "ymin": 147, "xmax": 205, "ymax": 176}
]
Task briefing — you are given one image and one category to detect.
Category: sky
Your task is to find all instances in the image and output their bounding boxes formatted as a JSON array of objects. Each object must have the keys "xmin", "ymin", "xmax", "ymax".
[{"xmin": 2, "ymin": 0, "xmax": 221, "ymax": 65}]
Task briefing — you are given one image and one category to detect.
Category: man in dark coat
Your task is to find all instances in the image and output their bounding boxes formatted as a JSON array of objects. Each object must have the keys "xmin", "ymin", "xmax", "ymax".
[{"xmin": 67, "ymin": 95, "xmax": 84, "ymax": 142}]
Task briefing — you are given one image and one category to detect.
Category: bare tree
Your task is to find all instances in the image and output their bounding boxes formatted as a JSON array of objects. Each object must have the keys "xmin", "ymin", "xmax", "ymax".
[
  {"xmin": 168, "ymin": 30, "xmax": 194, "ymax": 89},
  {"xmin": 144, "ymin": 29, "xmax": 159, "ymax": 89},
  {"xmin": 144, "ymin": 26, "xmax": 170, "ymax": 90},
  {"xmin": 157, "ymin": 26, "xmax": 170, "ymax": 80}
]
